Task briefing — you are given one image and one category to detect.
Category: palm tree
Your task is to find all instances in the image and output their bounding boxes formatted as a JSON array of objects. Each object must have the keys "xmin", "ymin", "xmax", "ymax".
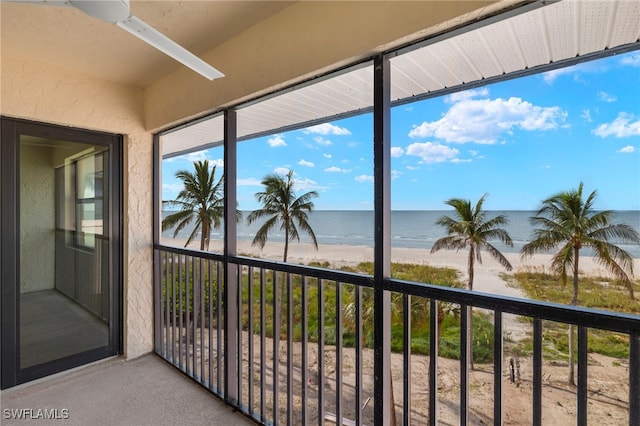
[
  {"xmin": 247, "ymin": 169, "xmax": 319, "ymax": 261},
  {"xmin": 247, "ymin": 169, "xmax": 319, "ymax": 363},
  {"xmin": 162, "ymin": 160, "xmax": 225, "ymax": 251},
  {"xmin": 521, "ymin": 182, "xmax": 640, "ymax": 385},
  {"xmin": 431, "ymin": 194, "xmax": 514, "ymax": 367}
]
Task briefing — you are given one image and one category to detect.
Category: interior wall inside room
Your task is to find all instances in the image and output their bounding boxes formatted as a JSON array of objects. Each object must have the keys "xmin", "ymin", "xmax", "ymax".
[{"xmin": 19, "ymin": 144, "xmax": 56, "ymax": 293}]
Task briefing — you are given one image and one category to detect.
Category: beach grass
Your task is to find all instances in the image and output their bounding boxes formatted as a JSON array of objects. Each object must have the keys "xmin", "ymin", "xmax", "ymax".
[
  {"xmin": 161, "ymin": 259, "xmax": 498, "ymax": 362},
  {"xmin": 505, "ymin": 271, "xmax": 640, "ymax": 359},
  {"xmin": 161, "ymin": 256, "xmax": 639, "ymax": 362}
]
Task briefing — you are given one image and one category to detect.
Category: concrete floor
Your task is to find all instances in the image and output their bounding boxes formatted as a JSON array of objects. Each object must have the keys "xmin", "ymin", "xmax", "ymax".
[{"xmin": 1, "ymin": 354, "xmax": 256, "ymax": 426}]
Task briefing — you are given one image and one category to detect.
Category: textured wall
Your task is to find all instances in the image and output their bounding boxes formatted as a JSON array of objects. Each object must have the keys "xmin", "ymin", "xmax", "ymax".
[
  {"xmin": 1, "ymin": 54, "xmax": 153, "ymax": 360},
  {"xmin": 19, "ymin": 145, "xmax": 55, "ymax": 293}
]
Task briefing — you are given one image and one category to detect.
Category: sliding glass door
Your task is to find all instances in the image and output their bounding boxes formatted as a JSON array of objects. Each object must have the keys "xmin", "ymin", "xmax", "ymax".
[{"xmin": 1, "ymin": 118, "xmax": 122, "ymax": 389}]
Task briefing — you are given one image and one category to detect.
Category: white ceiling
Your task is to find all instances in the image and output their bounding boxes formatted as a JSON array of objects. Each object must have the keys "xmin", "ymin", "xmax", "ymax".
[
  {"xmin": 161, "ymin": 0, "xmax": 640, "ymax": 157},
  {"xmin": 0, "ymin": 0, "xmax": 293, "ymax": 87}
]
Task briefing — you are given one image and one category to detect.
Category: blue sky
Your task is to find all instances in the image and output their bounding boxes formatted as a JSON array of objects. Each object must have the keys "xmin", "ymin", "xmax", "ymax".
[{"xmin": 163, "ymin": 50, "xmax": 640, "ymax": 211}]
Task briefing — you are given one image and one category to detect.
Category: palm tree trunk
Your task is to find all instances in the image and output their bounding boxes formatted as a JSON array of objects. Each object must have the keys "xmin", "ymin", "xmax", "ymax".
[
  {"xmin": 568, "ymin": 247, "xmax": 580, "ymax": 386},
  {"xmin": 626, "ymin": 280, "xmax": 635, "ymax": 300},
  {"xmin": 468, "ymin": 246, "xmax": 475, "ymax": 370},
  {"xmin": 276, "ymin": 227, "xmax": 289, "ymax": 354},
  {"xmin": 200, "ymin": 220, "xmax": 209, "ymax": 251}
]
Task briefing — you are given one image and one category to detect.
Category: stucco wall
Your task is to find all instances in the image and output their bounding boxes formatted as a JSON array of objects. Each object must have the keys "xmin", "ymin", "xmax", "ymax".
[
  {"xmin": 1, "ymin": 54, "xmax": 153, "ymax": 360},
  {"xmin": 19, "ymin": 144, "xmax": 55, "ymax": 293}
]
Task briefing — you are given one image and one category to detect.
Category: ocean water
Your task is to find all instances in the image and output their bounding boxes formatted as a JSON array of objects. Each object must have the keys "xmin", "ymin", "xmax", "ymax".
[{"xmin": 162, "ymin": 210, "xmax": 640, "ymax": 258}]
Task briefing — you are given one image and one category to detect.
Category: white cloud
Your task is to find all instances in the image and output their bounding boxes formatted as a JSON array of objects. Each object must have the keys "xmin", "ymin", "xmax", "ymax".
[
  {"xmin": 598, "ymin": 91, "xmax": 617, "ymax": 103},
  {"xmin": 298, "ymin": 159, "xmax": 315, "ymax": 168},
  {"xmin": 355, "ymin": 175, "xmax": 374, "ymax": 183},
  {"xmin": 274, "ymin": 167, "xmax": 291, "ymax": 175},
  {"xmin": 237, "ymin": 178, "xmax": 262, "ymax": 186},
  {"xmin": 314, "ymin": 136, "xmax": 333, "ymax": 146},
  {"xmin": 618, "ymin": 145, "xmax": 636, "ymax": 153},
  {"xmin": 621, "ymin": 52, "xmax": 640, "ymax": 67},
  {"xmin": 581, "ymin": 109, "xmax": 593, "ymax": 123},
  {"xmin": 542, "ymin": 68, "xmax": 574, "ymax": 84},
  {"xmin": 593, "ymin": 113, "xmax": 640, "ymax": 138},
  {"xmin": 390, "ymin": 146, "xmax": 405, "ymax": 157},
  {"xmin": 450, "ymin": 158, "xmax": 472, "ymax": 164},
  {"xmin": 324, "ymin": 166, "xmax": 351, "ymax": 173},
  {"xmin": 268, "ymin": 134, "xmax": 287, "ymax": 147},
  {"xmin": 304, "ymin": 123, "xmax": 351, "ymax": 135},
  {"xmin": 293, "ymin": 177, "xmax": 327, "ymax": 192},
  {"xmin": 406, "ymin": 165, "xmax": 419, "ymax": 170},
  {"xmin": 178, "ymin": 151, "xmax": 208, "ymax": 162},
  {"xmin": 323, "ymin": 153, "xmax": 332, "ymax": 159},
  {"xmin": 208, "ymin": 158, "xmax": 224, "ymax": 169},
  {"xmin": 408, "ymin": 96, "xmax": 566, "ymax": 144},
  {"xmin": 543, "ymin": 61, "xmax": 609, "ymax": 84},
  {"xmin": 445, "ymin": 88, "xmax": 489, "ymax": 104},
  {"xmin": 406, "ymin": 142, "xmax": 460, "ymax": 163},
  {"xmin": 391, "ymin": 170, "xmax": 402, "ymax": 180}
]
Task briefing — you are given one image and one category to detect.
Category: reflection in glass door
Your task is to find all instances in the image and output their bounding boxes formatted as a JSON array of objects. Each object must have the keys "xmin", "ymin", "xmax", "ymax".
[{"xmin": 1, "ymin": 118, "xmax": 121, "ymax": 388}]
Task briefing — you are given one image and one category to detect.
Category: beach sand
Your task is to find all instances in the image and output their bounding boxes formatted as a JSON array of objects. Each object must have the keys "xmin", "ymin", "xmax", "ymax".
[
  {"xmin": 161, "ymin": 236, "xmax": 637, "ymax": 424},
  {"xmin": 161, "ymin": 237, "xmax": 640, "ymax": 299}
]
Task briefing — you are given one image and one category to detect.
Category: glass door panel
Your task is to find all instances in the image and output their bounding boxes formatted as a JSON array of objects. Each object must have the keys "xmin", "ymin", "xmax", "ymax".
[{"xmin": 19, "ymin": 138, "xmax": 111, "ymax": 369}]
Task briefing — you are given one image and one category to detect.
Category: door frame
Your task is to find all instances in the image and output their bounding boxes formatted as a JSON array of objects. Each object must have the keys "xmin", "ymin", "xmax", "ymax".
[{"xmin": 1, "ymin": 117, "xmax": 123, "ymax": 389}]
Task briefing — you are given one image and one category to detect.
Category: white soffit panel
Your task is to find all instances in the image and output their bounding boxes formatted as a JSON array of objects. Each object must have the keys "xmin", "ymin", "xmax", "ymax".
[
  {"xmin": 237, "ymin": 64, "xmax": 374, "ymax": 140},
  {"xmin": 161, "ymin": 115, "xmax": 224, "ymax": 157},
  {"xmin": 161, "ymin": 0, "xmax": 639, "ymax": 157},
  {"xmin": 389, "ymin": 0, "xmax": 640, "ymax": 101},
  {"xmin": 609, "ymin": 1, "xmax": 640, "ymax": 47}
]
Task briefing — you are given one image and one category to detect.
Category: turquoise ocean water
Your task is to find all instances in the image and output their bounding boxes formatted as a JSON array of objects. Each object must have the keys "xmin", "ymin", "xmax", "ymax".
[{"xmin": 162, "ymin": 210, "xmax": 640, "ymax": 258}]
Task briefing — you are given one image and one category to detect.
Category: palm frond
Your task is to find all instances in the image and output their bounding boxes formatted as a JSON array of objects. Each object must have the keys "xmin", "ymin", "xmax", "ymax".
[{"xmin": 252, "ymin": 215, "xmax": 280, "ymax": 249}]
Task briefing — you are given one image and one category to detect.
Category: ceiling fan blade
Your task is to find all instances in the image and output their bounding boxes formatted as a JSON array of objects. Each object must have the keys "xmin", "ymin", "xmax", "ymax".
[
  {"xmin": 4, "ymin": 0, "xmax": 71, "ymax": 6},
  {"xmin": 117, "ymin": 15, "xmax": 224, "ymax": 81}
]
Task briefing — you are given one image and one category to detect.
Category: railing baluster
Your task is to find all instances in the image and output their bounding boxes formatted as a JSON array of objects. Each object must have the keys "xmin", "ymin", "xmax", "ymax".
[
  {"xmin": 154, "ymin": 248, "xmax": 162, "ymax": 355},
  {"xmin": 248, "ymin": 266, "xmax": 254, "ymax": 413},
  {"xmin": 153, "ymin": 247, "xmax": 640, "ymax": 426},
  {"xmin": 429, "ymin": 298, "xmax": 438, "ymax": 426},
  {"xmin": 208, "ymin": 259, "xmax": 214, "ymax": 390},
  {"xmin": 301, "ymin": 275, "xmax": 309, "ymax": 424},
  {"xmin": 533, "ymin": 318, "xmax": 542, "ymax": 426},
  {"xmin": 171, "ymin": 253, "xmax": 176, "ymax": 364},
  {"xmin": 494, "ymin": 310, "xmax": 503, "ymax": 426},
  {"xmin": 178, "ymin": 254, "xmax": 184, "ymax": 370},
  {"xmin": 217, "ymin": 259, "xmax": 223, "ymax": 393},
  {"xmin": 185, "ymin": 255, "xmax": 191, "ymax": 373},
  {"xmin": 192, "ymin": 256, "xmax": 197, "ymax": 379},
  {"xmin": 166, "ymin": 252, "xmax": 171, "ymax": 358},
  {"xmin": 355, "ymin": 285, "xmax": 363, "ymax": 426},
  {"xmin": 237, "ymin": 264, "xmax": 243, "ymax": 407},
  {"xmin": 200, "ymin": 257, "xmax": 205, "ymax": 382},
  {"xmin": 273, "ymin": 270, "xmax": 280, "ymax": 425},
  {"xmin": 403, "ymin": 293, "xmax": 411, "ymax": 426},
  {"xmin": 577, "ymin": 326, "xmax": 588, "ymax": 425},
  {"xmin": 287, "ymin": 273, "xmax": 293, "ymax": 424},
  {"xmin": 630, "ymin": 333, "xmax": 640, "ymax": 426},
  {"xmin": 318, "ymin": 278, "xmax": 325, "ymax": 426},
  {"xmin": 336, "ymin": 281, "xmax": 343, "ymax": 426},
  {"xmin": 460, "ymin": 304, "xmax": 469, "ymax": 426},
  {"xmin": 260, "ymin": 268, "xmax": 266, "ymax": 422}
]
